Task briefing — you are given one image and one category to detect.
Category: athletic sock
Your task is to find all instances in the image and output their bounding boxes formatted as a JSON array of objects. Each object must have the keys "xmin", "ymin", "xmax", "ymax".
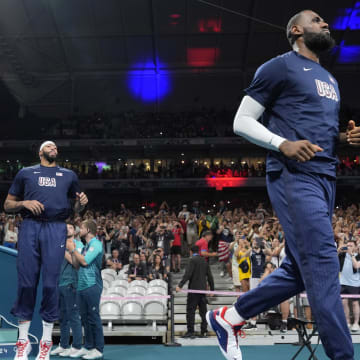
[
  {"xmin": 18, "ymin": 320, "xmax": 31, "ymax": 341},
  {"xmin": 249, "ymin": 319, "xmax": 256, "ymax": 325},
  {"xmin": 41, "ymin": 321, "xmax": 54, "ymax": 343},
  {"xmin": 224, "ymin": 307, "xmax": 245, "ymax": 325},
  {"xmin": 282, "ymin": 320, "xmax": 288, "ymax": 323}
]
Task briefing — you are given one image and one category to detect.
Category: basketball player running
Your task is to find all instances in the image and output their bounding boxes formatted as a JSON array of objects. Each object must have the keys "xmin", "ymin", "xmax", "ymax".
[
  {"xmin": 4, "ymin": 141, "xmax": 88, "ymax": 360},
  {"xmin": 207, "ymin": 10, "xmax": 360, "ymax": 360}
]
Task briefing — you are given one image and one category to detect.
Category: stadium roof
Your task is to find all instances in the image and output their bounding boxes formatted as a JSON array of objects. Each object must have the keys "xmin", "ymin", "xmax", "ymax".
[{"xmin": 0, "ymin": 0, "xmax": 359, "ymax": 116}]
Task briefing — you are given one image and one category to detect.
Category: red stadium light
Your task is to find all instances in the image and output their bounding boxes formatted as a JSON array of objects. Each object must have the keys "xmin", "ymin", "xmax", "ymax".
[
  {"xmin": 187, "ymin": 47, "xmax": 220, "ymax": 67},
  {"xmin": 205, "ymin": 177, "xmax": 249, "ymax": 191},
  {"xmin": 169, "ymin": 14, "xmax": 182, "ymax": 26},
  {"xmin": 170, "ymin": 14, "xmax": 181, "ymax": 19},
  {"xmin": 198, "ymin": 18, "xmax": 222, "ymax": 33}
]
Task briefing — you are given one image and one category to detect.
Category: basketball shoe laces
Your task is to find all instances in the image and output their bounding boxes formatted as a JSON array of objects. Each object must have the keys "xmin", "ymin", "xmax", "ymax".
[
  {"xmin": 16, "ymin": 341, "xmax": 28, "ymax": 357},
  {"xmin": 217, "ymin": 307, "xmax": 246, "ymax": 346},
  {"xmin": 38, "ymin": 342, "xmax": 52, "ymax": 359}
]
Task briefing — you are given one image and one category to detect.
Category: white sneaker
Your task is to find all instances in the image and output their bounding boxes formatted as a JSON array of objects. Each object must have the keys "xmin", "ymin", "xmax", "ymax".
[
  {"xmin": 83, "ymin": 349, "xmax": 103, "ymax": 360},
  {"xmin": 351, "ymin": 323, "xmax": 360, "ymax": 332},
  {"xmin": 70, "ymin": 348, "xmax": 89, "ymax": 358},
  {"xmin": 206, "ymin": 307, "xmax": 246, "ymax": 360},
  {"xmin": 220, "ymin": 271, "xmax": 225, "ymax": 277},
  {"xmin": 59, "ymin": 347, "xmax": 73, "ymax": 357},
  {"xmin": 51, "ymin": 346, "xmax": 66, "ymax": 356},
  {"xmin": 35, "ymin": 340, "xmax": 53, "ymax": 360},
  {"xmin": 14, "ymin": 339, "xmax": 32, "ymax": 360}
]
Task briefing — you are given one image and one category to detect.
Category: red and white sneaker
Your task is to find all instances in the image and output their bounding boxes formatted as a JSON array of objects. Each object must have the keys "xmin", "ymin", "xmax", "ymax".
[
  {"xmin": 206, "ymin": 307, "xmax": 246, "ymax": 360},
  {"xmin": 14, "ymin": 339, "xmax": 32, "ymax": 360},
  {"xmin": 35, "ymin": 340, "xmax": 53, "ymax": 360}
]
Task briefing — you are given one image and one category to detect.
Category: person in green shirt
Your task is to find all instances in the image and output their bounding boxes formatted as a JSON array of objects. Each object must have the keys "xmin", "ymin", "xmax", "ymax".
[
  {"xmin": 66, "ymin": 220, "xmax": 104, "ymax": 360},
  {"xmin": 51, "ymin": 222, "xmax": 84, "ymax": 358}
]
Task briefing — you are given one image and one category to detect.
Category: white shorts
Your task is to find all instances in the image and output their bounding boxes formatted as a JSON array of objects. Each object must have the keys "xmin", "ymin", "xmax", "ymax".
[
  {"xmin": 250, "ymin": 277, "xmax": 261, "ymax": 290},
  {"xmin": 232, "ymin": 264, "xmax": 241, "ymax": 286}
]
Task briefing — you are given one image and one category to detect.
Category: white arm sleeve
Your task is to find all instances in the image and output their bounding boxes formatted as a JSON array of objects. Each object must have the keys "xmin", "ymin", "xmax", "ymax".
[{"xmin": 233, "ymin": 95, "xmax": 287, "ymax": 152}]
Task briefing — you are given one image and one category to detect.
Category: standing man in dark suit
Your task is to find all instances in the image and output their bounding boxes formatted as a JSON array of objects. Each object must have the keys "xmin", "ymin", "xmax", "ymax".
[{"xmin": 176, "ymin": 245, "xmax": 214, "ymax": 338}]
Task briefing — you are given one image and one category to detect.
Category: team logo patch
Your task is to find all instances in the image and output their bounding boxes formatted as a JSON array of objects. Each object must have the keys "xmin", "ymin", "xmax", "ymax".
[
  {"xmin": 77, "ymin": 247, "xmax": 82, "ymax": 252},
  {"xmin": 56, "ymin": 172, "xmax": 63, "ymax": 176},
  {"xmin": 315, "ymin": 79, "xmax": 338, "ymax": 102},
  {"xmin": 38, "ymin": 177, "xmax": 56, "ymax": 187},
  {"xmin": 89, "ymin": 247, "xmax": 94, "ymax": 252}
]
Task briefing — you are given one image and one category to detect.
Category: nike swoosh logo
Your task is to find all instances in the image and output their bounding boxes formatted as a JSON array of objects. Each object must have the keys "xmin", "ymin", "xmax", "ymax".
[
  {"xmin": 61, "ymin": 244, "xmax": 65, "ymax": 248},
  {"xmin": 303, "ymin": 67, "xmax": 312, "ymax": 71},
  {"xmin": 33, "ymin": 172, "xmax": 41, "ymax": 174}
]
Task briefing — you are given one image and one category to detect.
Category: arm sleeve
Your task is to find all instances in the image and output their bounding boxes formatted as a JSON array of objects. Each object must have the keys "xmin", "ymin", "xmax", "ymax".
[
  {"xmin": 233, "ymin": 95, "xmax": 287, "ymax": 151},
  {"xmin": 84, "ymin": 242, "xmax": 102, "ymax": 265},
  {"xmin": 68, "ymin": 172, "xmax": 81, "ymax": 199},
  {"xmin": 8, "ymin": 170, "xmax": 25, "ymax": 198}
]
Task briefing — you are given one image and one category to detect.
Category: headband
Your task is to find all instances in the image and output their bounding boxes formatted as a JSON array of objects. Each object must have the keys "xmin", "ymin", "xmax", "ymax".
[{"xmin": 39, "ymin": 141, "xmax": 56, "ymax": 152}]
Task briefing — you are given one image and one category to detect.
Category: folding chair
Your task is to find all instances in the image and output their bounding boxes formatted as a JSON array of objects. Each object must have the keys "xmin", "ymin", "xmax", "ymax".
[{"xmin": 289, "ymin": 294, "xmax": 320, "ymax": 360}]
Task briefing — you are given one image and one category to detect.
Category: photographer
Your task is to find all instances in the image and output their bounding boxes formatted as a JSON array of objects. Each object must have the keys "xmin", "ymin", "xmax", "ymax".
[
  {"xmin": 150, "ymin": 223, "xmax": 174, "ymax": 259},
  {"xmin": 339, "ymin": 240, "xmax": 360, "ymax": 331}
]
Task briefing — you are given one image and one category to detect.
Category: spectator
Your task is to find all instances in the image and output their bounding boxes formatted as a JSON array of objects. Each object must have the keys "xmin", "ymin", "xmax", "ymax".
[
  {"xmin": 195, "ymin": 230, "xmax": 218, "ymax": 262},
  {"xmin": 127, "ymin": 253, "xmax": 147, "ymax": 282},
  {"xmin": 339, "ymin": 239, "xmax": 360, "ymax": 331},
  {"xmin": 235, "ymin": 238, "xmax": 251, "ymax": 293},
  {"xmin": 229, "ymin": 231, "xmax": 242, "ymax": 292},
  {"xmin": 171, "ymin": 220, "xmax": 184, "ymax": 272},
  {"xmin": 148, "ymin": 254, "xmax": 167, "ymax": 281},
  {"xmin": 176, "ymin": 245, "xmax": 214, "ymax": 339},
  {"xmin": 3, "ymin": 222, "xmax": 18, "ymax": 249},
  {"xmin": 216, "ymin": 219, "xmax": 233, "ymax": 277},
  {"xmin": 186, "ymin": 213, "xmax": 198, "ymax": 248},
  {"xmin": 106, "ymin": 248, "xmax": 123, "ymax": 272},
  {"xmin": 150, "ymin": 223, "xmax": 174, "ymax": 260}
]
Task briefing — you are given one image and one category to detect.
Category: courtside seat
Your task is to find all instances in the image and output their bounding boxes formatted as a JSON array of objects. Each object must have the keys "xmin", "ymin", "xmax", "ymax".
[
  {"xmin": 102, "ymin": 278, "xmax": 111, "ymax": 289},
  {"xmin": 115, "ymin": 272, "xmax": 128, "ymax": 280},
  {"xmin": 149, "ymin": 279, "xmax": 167, "ymax": 290},
  {"xmin": 106, "ymin": 286, "xmax": 127, "ymax": 297},
  {"xmin": 121, "ymin": 298, "xmax": 143, "ymax": 320},
  {"xmin": 100, "ymin": 297, "xmax": 121, "ymax": 320},
  {"xmin": 101, "ymin": 269, "xmax": 117, "ymax": 282},
  {"xmin": 127, "ymin": 286, "xmax": 146, "ymax": 297},
  {"xmin": 144, "ymin": 298, "xmax": 167, "ymax": 318},
  {"xmin": 129, "ymin": 280, "xmax": 148, "ymax": 290},
  {"xmin": 111, "ymin": 279, "xmax": 129, "ymax": 291},
  {"xmin": 147, "ymin": 286, "xmax": 167, "ymax": 296}
]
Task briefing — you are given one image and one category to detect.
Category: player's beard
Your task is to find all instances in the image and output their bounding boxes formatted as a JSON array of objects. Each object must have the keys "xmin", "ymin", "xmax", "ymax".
[
  {"xmin": 42, "ymin": 150, "xmax": 57, "ymax": 164},
  {"xmin": 303, "ymin": 28, "xmax": 335, "ymax": 55}
]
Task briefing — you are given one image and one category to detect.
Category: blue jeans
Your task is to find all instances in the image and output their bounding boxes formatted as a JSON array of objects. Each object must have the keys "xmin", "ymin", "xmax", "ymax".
[
  {"xmin": 78, "ymin": 285, "xmax": 104, "ymax": 353},
  {"xmin": 235, "ymin": 168, "xmax": 354, "ymax": 360},
  {"xmin": 59, "ymin": 284, "xmax": 82, "ymax": 349}
]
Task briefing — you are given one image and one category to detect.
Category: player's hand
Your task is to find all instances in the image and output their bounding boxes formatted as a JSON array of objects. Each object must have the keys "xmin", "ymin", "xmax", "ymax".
[
  {"xmin": 22, "ymin": 200, "xmax": 44, "ymax": 215},
  {"xmin": 175, "ymin": 286, "xmax": 181, "ymax": 293},
  {"xmin": 347, "ymin": 120, "xmax": 360, "ymax": 146},
  {"xmin": 279, "ymin": 140, "xmax": 323, "ymax": 162},
  {"xmin": 76, "ymin": 192, "xmax": 88, "ymax": 206},
  {"xmin": 66, "ymin": 239, "xmax": 75, "ymax": 252}
]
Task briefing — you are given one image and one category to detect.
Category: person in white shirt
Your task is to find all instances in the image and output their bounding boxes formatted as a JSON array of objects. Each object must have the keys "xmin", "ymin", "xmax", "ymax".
[{"xmin": 4, "ymin": 222, "xmax": 18, "ymax": 249}]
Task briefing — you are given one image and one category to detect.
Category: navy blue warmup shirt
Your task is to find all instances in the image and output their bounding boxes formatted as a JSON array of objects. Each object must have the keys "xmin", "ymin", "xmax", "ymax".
[
  {"xmin": 9, "ymin": 164, "xmax": 80, "ymax": 221},
  {"xmin": 245, "ymin": 51, "xmax": 340, "ymax": 178}
]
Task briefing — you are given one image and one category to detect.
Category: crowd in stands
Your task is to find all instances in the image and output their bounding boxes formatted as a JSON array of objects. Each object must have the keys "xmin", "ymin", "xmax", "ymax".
[
  {"xmin": 45, "ymin": 109, "xmax": 234, "ymax": 140},
  {"xmin": 1, "ymin": 199, "xmax": 360, "ymax": 331},
  {"xmin": 1, "ymin": 157, "xmax": 360, "ymax": 181}
]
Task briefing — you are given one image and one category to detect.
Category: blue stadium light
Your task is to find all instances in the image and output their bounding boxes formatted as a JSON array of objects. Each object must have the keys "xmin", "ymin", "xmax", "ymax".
[
  {"xmin": 127, "ymin": 59, "xmax": 171, "ymax": 103},
  {"xmin": 335, "ymin": 41, "xmax": 360, "ymax": 64},
  {"xmin": 333, "ymin": 2, "xmax": 360, "ymax": 30}
]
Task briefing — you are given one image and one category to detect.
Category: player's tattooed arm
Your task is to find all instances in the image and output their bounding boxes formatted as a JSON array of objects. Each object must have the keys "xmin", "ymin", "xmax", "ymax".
[
  {"xmin": 74, "ymin": 192, "xmax": 88, "ymax": 213},
  {"xmin": 4, "ymin": 194, "xmax": 44, "ymax": 215}
]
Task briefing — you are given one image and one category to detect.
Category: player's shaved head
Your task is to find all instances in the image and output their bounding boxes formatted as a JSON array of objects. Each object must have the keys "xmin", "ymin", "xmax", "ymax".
[{"xmin": 286, "ymin": 10, "xmax": 308, "ymax": 45}]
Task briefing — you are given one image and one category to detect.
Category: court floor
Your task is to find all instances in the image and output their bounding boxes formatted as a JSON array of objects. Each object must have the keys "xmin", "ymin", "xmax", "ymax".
[{"xmin": 20, "ymin": 344, "xmax": 360, "ymax": 360}]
